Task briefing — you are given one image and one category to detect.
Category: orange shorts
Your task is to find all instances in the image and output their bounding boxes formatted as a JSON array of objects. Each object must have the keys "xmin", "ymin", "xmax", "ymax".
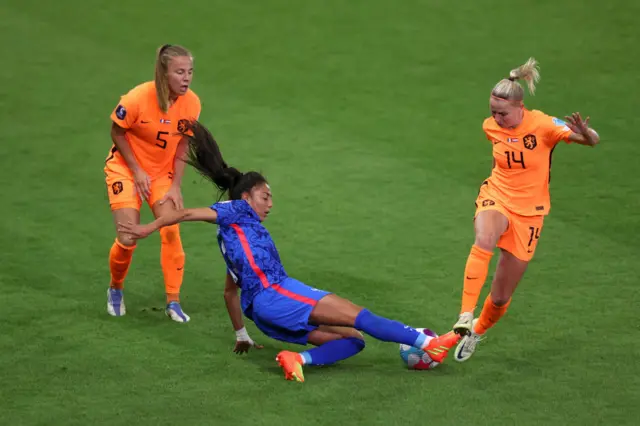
[
  {"xmin": 104, "ymin": 155, "xmax": 174, "ymax": 211},
  {"xmin": 475, "ymin": 185, "xmax": 544, "ymax": 262}
]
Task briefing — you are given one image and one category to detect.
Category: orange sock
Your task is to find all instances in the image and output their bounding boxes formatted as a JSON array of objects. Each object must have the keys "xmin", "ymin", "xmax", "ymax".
[
  {"xmin": 460, "ymin": 245, "xmax": 494, "ymax": 314},
  {"xmin": 160, "ymin": 225, "xmax": 185, "ymax": 303},
  {"xmin": 474, "ymin": 295, "xmax": 511, "ymax": 335},
  {"xmin": 109, "ymin": 239, "xmax": 135, "ymax": 290}
]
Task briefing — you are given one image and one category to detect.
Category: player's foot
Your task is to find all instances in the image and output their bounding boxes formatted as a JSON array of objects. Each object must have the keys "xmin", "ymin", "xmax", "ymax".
[
  {"xmin": 453, "ymin": 312, "xmax": 474, "ymax": 336},
  {"xmin": 107, "ymin": 288, "xmax": 126, "ymax": 316},
  {"xmin": 454, "ymin": 319, "xmax": 482, "ymax": 362},
  {"xmin": 423, "ymin": 331, "xmax": 461, "ymax": 363},
  {"xmin": 165, "ymin": 302, "xmax": 190, "ymax": 323},
  {"xmin": 276, "ymin": 351, "xmax": 305, "ymax": 382}
]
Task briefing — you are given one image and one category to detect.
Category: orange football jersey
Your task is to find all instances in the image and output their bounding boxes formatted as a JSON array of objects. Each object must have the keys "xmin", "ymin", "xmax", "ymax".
[
  {"xmin": 482, "ymin": 109, "xmax": 573, "ymax": 216},
  {"xmin": 107, "ymin": 81, "xmax": 201, "ymax": 177}
]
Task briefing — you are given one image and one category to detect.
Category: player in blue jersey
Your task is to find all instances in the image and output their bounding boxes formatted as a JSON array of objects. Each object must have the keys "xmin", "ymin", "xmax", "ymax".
[{"xmin": 119, "ymin": 121, "xmax": 459, "ymax": 382}]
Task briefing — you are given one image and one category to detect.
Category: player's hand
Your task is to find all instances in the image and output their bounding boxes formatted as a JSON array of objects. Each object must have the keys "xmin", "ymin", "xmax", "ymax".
[
  {"xmin": 564, "ymin": 112, "xmax": 590, "ymax": 136},
  {"xmin": 159, "ymin": 184, "xmax": 183, "ymax": 210},
  {"xmin": 132, "ymin": 167, "xmax": 152, "ymax": 201},
  {"xmin": 233, "ymin": 339, "xmax": 264, "ymax": 354},
  {"xmin": 117, "ymin": 221, "xmax": 154, "ymax": 240}
]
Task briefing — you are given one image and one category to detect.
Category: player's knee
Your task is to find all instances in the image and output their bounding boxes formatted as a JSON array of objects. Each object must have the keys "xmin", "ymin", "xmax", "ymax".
[
  {"xmin": 474, "ymin": 232, "xmax": 500, "ymax": 251},
  {"xmin": 354, "ymin": 330, "xmax": 365, "ymax": 342},
  {"xmin": 348, "ymin": 336, "xmax": 366, "ymax": 352},
  {"xmin": 160, "ymin": 225, "xmax": 181, "ymax": 245},
  {"xmin": 342, "ymin": 328, "xmax": 365, "ymax": 341},
  {"xmin": 490, "ymin": 293, "xmax": 511, "ymax": 307},
  {"xmin": 116, "ymin": 233, "xmax": 137, "ymax": 248}
]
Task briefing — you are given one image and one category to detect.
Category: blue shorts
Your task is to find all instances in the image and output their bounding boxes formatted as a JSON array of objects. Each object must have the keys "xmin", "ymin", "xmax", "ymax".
[{"xmin": 250, "ymin": 277, "xmax": 330, "ymax": 345}]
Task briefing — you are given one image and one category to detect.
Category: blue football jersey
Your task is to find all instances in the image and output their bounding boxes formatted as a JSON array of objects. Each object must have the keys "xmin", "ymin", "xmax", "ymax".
[{"xmin": 211, "ymin": 200, "xmax": 288, "ymax": 315}]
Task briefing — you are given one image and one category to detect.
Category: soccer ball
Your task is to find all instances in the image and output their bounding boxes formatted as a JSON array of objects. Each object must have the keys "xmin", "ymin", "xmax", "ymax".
[{"xmin": 399, "ymin": 328, "xmax": 440, "ymax": 370}]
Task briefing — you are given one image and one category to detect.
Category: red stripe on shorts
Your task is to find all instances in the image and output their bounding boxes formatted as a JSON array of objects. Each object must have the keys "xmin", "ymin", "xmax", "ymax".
[{"xmin": 270, "ymin": 283, "xmax": 317, "ymax": 306}]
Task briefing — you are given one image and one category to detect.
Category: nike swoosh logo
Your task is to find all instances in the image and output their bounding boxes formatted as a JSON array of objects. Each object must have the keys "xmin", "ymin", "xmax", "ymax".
[
  {"xmin": 177, "ymin": 267, "xmax": 184, "ymax": 271},
  {"xmin": 456, "ymin": 341, "xmax": 466, "ymax": 359},
  {"xmin": 466, "ymin": 276, "xmax": 478, "ymax": 280},
  {"xmin": 141, "ymin": 120, "xmax": 151, "ymax": 124}
]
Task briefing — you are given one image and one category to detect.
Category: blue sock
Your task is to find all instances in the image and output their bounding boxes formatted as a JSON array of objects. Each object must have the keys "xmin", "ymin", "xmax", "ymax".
[
  {"xmin": 300, "ymin": 337, "xmax": 365, "ymax": 366},
  {"xmin": 354, "ymin": 309, "xmax": 426, "ymax": 348}
]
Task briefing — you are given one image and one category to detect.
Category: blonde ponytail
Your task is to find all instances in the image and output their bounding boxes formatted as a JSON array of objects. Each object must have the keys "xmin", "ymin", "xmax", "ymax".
[{"xmin": 491, "ymin": 57, "xmax": 540, "ymax": 102}]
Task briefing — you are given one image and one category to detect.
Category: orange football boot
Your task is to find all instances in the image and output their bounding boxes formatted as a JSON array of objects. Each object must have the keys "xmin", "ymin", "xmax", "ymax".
[
  {"xmin": 423, "ymin": 331, "xmax": 461, "ymax": 363},
  {"xmin": 275, "ymin": 351, "xmax": 305, "ymax": 382}
]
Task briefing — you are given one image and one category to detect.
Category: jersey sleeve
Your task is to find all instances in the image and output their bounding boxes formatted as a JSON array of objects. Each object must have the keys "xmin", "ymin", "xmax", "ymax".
[
  {"xmin": 543, "ymin": 115, "xmax": 573, "ymax": 146},
  {"xmin": 211, "ymin": 200, "xmax": 248, "ymax": 226},
  {"xmin": 110, "ymin": 90, "xmax": 140, "ymax": 129}
]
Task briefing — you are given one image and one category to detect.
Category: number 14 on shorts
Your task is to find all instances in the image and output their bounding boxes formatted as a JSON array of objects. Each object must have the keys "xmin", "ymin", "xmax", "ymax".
[{"xmin": 527, "ymin": 226, "xmax": 540, "ymax": 253}]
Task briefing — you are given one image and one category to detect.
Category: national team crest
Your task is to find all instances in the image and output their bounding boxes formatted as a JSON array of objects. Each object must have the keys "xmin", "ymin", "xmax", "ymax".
[
  {"xmin": 523, "ymin": 134, "xmax": 537, "ymax": 150},
  {"xmin": 177, "ymin": 119, "xmax": 189, "ymax": 133},
  {"xmin": 112, "ymin": 181, "xmax": 123, "ymax": 195},
  {"xmin": 115, "ymin": 105, "xmax": 126, "ymax": 120}
]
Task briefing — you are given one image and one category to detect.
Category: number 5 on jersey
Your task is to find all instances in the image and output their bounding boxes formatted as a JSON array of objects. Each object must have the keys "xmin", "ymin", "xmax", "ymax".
[{"xmin": 156, "ymin": 131, "xmax": 169, "ymax": 149}]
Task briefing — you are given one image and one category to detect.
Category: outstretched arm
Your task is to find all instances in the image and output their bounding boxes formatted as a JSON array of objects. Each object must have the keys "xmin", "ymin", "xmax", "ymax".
[
  {"xmin": 117, "ymin": 207, "xmax": 218, "ymax": 240},
  {"xmin": 224, "ymin": 273, "xmax": 263, "ymax": 354}
]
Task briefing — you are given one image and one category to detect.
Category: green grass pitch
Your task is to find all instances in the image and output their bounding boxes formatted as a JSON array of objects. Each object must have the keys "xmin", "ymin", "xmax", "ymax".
[{"xmin": 1, "ymin": 0, "xmax": 639, "ymax": 424}]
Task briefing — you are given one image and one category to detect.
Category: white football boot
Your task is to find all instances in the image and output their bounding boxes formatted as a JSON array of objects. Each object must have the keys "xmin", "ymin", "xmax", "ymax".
[
  {"xmin": 454, "ymin": 319, "xmax": 483, "ymax": 362},
  {"xmin": 453, "ymin": 311, "xmax": 474, "ymax": 335}
]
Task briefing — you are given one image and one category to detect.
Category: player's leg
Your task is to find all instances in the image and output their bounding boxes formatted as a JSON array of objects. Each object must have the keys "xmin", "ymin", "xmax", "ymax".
[
  {"xmin": 309, "ymin": 325, "xmax": 364, "ymax": 343},
  {"xmin": 107, "ymin": 208, "xmax": 139, "ymax": 316},
  {"xmin": 474, "ymin": 214, "xmax": 542, "ymax": 336},
  {"xmin": 276, "ymin": 326, "xmax": 365, "ymax": 382},
  {"xmin": 105, "ymin": 164, "xmax": 141, "ymax": 317},
  {"xmin": 259, "ymin": 277, "xmax": 454, "ymax": 379},
  {"xmin": 249, "ymin": 284, "xmax": 352, "ymax": 382},
  {"xmin": 150, "ymin": 180, "xmax": 188, "ymax": 323},
  {"xmin": 309, "ymin": 294, "xmax": 458, "ymax": 363},
  {"xmin": 475, "ymin": 249, "xmax": 528, "ymax": 334},
  {"xmin": 454, "ymin": 207, "xmax": 509, "ymax": 335},
  {"xmin": 300, "ymin": 326, "xmax": 365, "ymax": 365},
  {"xmin": 455, "ymin": 249, "xmax": 528, "ymax": 362},
  {"xmin": 309, "ymin": 294, "xmax": 424, "ymax": 347},
  {"xmin": 456, "ymin": 216, "xmax": 540, "ymax": 362},
  {"xmin": 251, "ymin": 278, "xmax": 434, "ymax": 381}
]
